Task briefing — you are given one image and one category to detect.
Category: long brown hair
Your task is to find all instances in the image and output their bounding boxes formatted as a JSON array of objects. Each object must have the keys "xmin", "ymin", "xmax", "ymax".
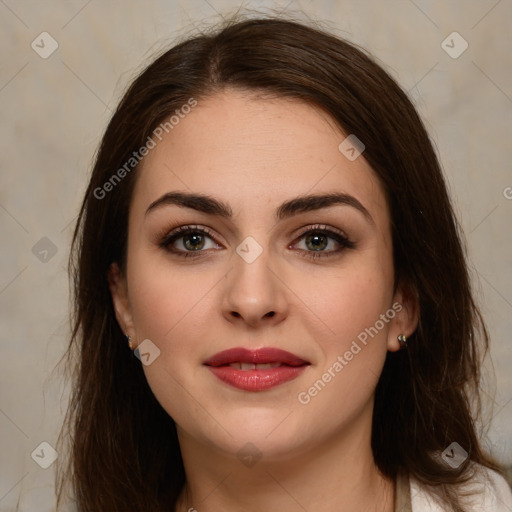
[{"xmin": 56, "ymin": 14, "xmax": 503, "ymax": 512}]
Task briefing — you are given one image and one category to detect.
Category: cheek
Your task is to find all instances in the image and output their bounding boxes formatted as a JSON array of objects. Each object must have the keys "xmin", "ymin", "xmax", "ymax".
[
  {"xmin": 304, "ymin": 261, "xmax": 394, "ymax": 347},
  {"xmin": 127, "ymin": 254, "xmax": 213, "ymax": 343},
  {"xmin": 295, "ymin": 261, "xmax": 394, "ymax": 400},
  {"xmin": 126, "ymin": 258, "xmax": 219, "ymax": 422},
  {"xmin": 293, "ymin": 272, "xmax": 394, "ymax": 432}
]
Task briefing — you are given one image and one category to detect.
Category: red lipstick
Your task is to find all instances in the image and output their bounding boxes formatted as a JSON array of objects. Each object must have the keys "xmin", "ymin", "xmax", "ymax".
[{"xmin": 203, "ymin": 347, "xmax": 310, "ymax": 391}]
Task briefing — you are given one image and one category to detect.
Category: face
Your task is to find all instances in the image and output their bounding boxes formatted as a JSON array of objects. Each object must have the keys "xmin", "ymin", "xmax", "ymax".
[{"xmin": 109, "ymin": 89, "xmax": 417, "ymax": 463}]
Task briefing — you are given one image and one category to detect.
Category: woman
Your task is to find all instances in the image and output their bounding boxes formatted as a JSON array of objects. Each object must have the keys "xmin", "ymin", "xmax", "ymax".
[{"xmin": 57, "ymin": 15, "xmax": 512, "ymax": 512}]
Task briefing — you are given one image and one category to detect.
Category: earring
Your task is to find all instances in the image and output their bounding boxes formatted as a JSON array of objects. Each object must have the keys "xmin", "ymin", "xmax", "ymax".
[
  {"xmin": 126, "ymin": 334, "xmax": 134, "ymax": 350},
  {"xmin": 398, "ymin": 334, "xmax": 408, "ymax": 350}
]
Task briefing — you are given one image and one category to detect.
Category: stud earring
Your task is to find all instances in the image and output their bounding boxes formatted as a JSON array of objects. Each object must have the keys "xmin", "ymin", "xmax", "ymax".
[
  {"xmin": 126, "ymin": 335, "xmax": 134, "ymax": 350},
  {"xmin": 398, "ymin": 334, "xmax": 408, "ymax": 350}
]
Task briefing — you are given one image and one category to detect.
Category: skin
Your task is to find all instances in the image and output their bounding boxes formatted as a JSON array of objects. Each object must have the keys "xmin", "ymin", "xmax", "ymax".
[{"xmin": 109, "ymin": 88, "xmax": 419, "ymax": 512}]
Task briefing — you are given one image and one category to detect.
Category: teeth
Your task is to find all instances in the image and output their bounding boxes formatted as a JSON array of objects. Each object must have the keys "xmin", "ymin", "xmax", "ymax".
[
  {"xmin": 228, "ymin": 362, "xmax": 282, "ymax": 370},
  {"xmin": 256, "ymin": 362, "xmax": 282, "ymax": 369}
]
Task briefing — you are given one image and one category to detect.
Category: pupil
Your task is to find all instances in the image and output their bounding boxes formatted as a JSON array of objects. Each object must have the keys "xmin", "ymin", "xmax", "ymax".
[
  {"xmin": 307, "ymin": 233, "xmax": 327, "ymax": 251},
  {"xmin": 184, "ymin": 233, "xmax": 204, "ymax": 250}
]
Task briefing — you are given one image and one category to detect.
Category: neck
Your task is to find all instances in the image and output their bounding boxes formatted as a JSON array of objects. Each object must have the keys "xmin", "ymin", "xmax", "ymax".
[{"xmin": 174, "ymin": 412, "xmax": 395, "ymax": 512}]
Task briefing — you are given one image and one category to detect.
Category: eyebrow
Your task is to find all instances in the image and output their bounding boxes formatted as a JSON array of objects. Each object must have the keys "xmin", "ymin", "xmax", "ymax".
[{"xmin": 145, "ymin": 191, "xmax": 374, "ymax": 224}]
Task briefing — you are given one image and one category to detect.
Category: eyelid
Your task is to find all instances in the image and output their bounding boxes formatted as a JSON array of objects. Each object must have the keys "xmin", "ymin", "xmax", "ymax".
[
  {"xmin": 160, "ymin": 223, "xmax": 349, "ymax": 243},
  {"xmin": 292, "ymin": 223, "xmax": 349, "ymax": 241}
]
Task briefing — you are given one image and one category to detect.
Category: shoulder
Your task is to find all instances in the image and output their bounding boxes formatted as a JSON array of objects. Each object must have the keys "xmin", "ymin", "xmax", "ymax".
[{"xmin": 409, "ymin": 464, "xmax": 512, "ymax": 511}]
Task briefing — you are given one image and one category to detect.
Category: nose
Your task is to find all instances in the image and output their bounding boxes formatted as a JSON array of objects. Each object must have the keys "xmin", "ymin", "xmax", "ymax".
[{"xmin": 221, "ymin": 246, "xmax": 289, "ymax": 328}]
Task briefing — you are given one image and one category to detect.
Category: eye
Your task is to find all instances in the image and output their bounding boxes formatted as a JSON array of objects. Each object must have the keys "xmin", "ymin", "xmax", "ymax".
[
  {"xmin": 291, "ymin": 224, "xmax": 355, "ymax": 260},
  {"xmin": 159, "ymin": 223, "xmax": 355, "ymax": 260},
  {"xmin": 160, "ymin": 225, "xmax": 221, "ymax": 258}
]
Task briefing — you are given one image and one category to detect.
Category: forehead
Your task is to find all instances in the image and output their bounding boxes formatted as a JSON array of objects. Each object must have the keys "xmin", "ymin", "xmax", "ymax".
[{"xmin": 131, "ymin": 89, "xmax": 388, "ymax": 228}]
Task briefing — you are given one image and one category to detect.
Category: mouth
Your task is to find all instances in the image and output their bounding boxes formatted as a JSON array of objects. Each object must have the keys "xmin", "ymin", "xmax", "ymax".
[{"xmin": 203, "ymin": 347, "xmax": 310, "ymax": 391}]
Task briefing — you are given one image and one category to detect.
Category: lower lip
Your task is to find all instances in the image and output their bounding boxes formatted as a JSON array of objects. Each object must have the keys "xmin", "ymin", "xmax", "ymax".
[{"xmin": 205, "ymin": 365, "xmax": 308, "ymax": 391}]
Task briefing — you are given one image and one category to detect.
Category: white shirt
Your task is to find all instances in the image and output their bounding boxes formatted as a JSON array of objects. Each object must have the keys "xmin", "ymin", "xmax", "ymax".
[{"xmin": 409, "ymin": 466, "xmax": 512, "ymax": 511}]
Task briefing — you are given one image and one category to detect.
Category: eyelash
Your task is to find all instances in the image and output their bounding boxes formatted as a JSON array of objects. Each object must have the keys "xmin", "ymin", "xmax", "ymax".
[{"xmin": 159, "ymin": 224, "xmax": 355, "ymax": 260}]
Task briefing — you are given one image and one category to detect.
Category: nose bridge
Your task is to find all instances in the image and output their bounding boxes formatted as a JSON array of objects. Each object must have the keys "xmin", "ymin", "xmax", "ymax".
[{"xmin": 222, "ymin": 234, "xmax": 287, "ymax": 325}]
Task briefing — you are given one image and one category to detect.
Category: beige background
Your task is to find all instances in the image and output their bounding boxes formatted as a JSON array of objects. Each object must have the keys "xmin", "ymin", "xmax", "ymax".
[{"xmin": 0, "ymin": 0, "xmax": 511, "ymax": 510}]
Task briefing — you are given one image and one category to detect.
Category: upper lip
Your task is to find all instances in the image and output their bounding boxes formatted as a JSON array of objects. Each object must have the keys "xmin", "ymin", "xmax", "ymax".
[{"xmin": 203, "ymin": 347, "xmax": 310, "ymax": 367}]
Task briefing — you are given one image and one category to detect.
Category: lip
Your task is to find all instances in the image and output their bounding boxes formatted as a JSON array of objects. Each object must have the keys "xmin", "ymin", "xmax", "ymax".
[{"xmin": 204, "ymin": 347, "xmax": 310, "ymax": 392}]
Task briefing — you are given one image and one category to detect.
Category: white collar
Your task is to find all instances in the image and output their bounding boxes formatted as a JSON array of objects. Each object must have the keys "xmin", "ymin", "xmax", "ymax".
[{"xmin": 409, "ymin": 465, "xmax": 512, "ymax": 511}]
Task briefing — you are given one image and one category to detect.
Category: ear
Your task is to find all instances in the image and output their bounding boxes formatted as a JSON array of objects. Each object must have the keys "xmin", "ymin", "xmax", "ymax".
[
  {"xmin": 387, "ymin": 280, "xmax": 419, "ymax": 352},
  {"xmin": 107, "ymin": 262, "xmax": 135, "ymax": 339}
]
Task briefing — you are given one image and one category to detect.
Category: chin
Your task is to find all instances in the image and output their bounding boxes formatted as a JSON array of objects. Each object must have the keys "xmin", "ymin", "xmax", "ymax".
[{"xmin": 185, "ymin": 406, "xmax": 314, "ymax": 461}]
